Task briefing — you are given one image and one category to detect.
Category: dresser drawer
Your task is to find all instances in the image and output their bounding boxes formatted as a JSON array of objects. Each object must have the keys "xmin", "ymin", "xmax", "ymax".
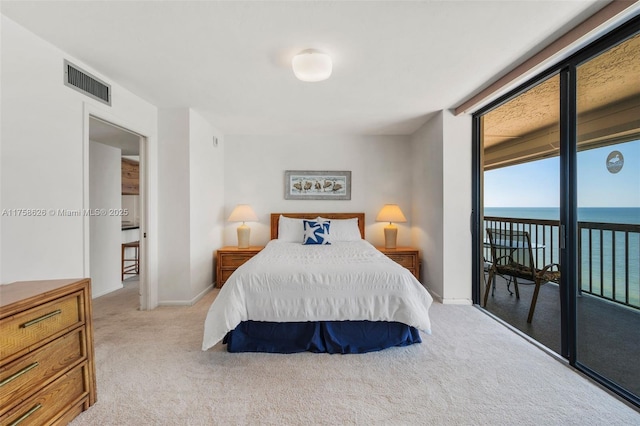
[
  {"xmin": 53, "ymin": 402, "xmax": 85, "ymax": 425},
  {"xmin": 219, "ymin": 253, "xmax": 254, "ymax": 269},
  {"xmin": 0, "ymin": 364, "xmax": 87, "ymax": 426},
  {"xmin": 385, "ymin": 254, "xmax": 415, "ymax": 269},
  {"xmin": 0, "ymin": 292, "xmax": 83, "ymax": 362},
  {"xmin": 0, "ymin": 328, "xmax": 85, "ymax": 415},
  {"xmin": 215, "ymin": 247, "xmax": 263, "ymax": 288},
  {"xmin": 376, "ymin": 247, "xmax": 420, "ymax": 281}
]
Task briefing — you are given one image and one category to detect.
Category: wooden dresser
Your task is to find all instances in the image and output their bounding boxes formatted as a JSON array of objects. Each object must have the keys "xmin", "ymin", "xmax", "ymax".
[
  {"xmin": 216, "ymin": 246, "xmax": 263, "ymax": 288},
  {"xmin": 376, "ymin": 247, "xmax": 421, "ymax": 280},
  {"xmin": 0, "ymin": 278, "xmax": 96, "ymax": 425}
]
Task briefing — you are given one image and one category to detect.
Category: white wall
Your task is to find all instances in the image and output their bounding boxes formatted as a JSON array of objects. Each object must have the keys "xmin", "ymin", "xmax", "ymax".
[
  {"xmin": 121, "ymin": 195, "xmax": 140, "ymax": 225},
  {"xmin": 157, "ymin": 108, "xmax": 224, "ymax": 304},
  {"xmin": 89, "ymin": 141, "xmax": 122, "ymax": 297},
  {"xmin": 0, "ymin": 16, "xmax": 4, "ymax": 283},
  {"xmin": 441, "ymin": 110, "xmax": 472, "ymax": 303},
  {"xmin": 410, "ymin": 110, "xmax": 472, "ymax": 304},
  {"xmin": 2, "ymin": 15, "xmax": 84, "ymax": 282},
  {"xmin": 1, "ymin": 17, "xmax": 158, "ymax": 295},
  {"xmin": 410, "ymin": 112, "xmax": 444, "ymax": 297},
  {"xmin": 188, "ymin": 109, "xmax": 224, "ymax": 299},
  {"xmin": 223, "ymin": 134, "xmax": 413, "ymax": 248},
  {"xmin": 121, "ymin": 228, "xmax": 140, "ymax": 244},
  {"xmin": 157, "ymin": 108, "xmax": 191, "ymax": 302}
]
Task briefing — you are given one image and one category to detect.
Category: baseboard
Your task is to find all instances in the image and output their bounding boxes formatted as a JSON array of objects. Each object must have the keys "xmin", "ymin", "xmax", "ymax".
[
  {"xmin": 158, "ymin": 284, "xmax": 213, "ymax": 307},
  {"xmin": 423, "ymin": 283, "xmax": 471, "ymax": 305},
  {"xmin": 441, "ymin": 298, "xmax": 473, "ymax": 305},
  {"xmin": 425, "ymin": 286, "xmax": 443, "ymax": 303},
  {"xmin": 92, "ymin": 282, "xmax": 124, "ymax": 299}
]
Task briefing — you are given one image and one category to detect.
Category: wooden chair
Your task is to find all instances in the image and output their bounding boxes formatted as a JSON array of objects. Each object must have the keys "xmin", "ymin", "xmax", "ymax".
[
  {"xmin": 121, "ymin": 241, "xmax": 140, "ymax": 281},
  {"xmin": 483, "ymin": 229, "xmax": 560, "ymax": 323}
]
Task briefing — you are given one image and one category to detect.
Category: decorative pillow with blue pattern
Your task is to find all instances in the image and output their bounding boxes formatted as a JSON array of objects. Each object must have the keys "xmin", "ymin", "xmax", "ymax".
[{"xmin": 302, "ymin": 220, "xmax": 331, "ymax": 245}]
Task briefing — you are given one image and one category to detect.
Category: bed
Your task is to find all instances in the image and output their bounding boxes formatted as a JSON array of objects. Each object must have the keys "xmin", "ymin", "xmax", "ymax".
[{"xmin": 202, "ymin": 213, "xmax": 433, "ymax": 354}]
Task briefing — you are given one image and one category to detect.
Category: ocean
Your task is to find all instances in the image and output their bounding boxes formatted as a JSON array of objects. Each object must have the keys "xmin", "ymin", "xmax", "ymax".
[
  {"xmin": 484, "ymin": 207, "xmax": 640, "ymax": 225},
  {"xmin": 483, "ymin": 207, "xmax": 640, "ymax": 306}
]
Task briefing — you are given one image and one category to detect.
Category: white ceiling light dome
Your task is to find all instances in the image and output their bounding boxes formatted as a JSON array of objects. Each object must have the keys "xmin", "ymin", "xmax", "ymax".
[{"xmin": 292, "ymin": 49, "xmax": 332, "ymax": 82}]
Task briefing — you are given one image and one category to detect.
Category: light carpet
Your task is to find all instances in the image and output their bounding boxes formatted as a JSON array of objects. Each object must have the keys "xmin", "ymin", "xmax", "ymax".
[{"xmin": 70, "ymin": 281, "xmax": 639, "ymax": 425}]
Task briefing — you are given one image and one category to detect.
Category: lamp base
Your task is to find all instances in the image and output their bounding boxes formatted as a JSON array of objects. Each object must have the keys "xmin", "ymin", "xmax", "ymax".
[
  {"xmin": 237, "ymin": 224, "xmax": 251, "ymax": 249},
  {"xmin": 383, "ymin": 224, "xmax": 398, "ymax": 249}
]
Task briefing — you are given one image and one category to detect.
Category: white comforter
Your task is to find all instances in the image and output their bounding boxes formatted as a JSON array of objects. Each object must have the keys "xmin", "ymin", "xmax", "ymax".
[{"xmin": 202, "ymin": 240, "xmax": 433, "ymax": 350}]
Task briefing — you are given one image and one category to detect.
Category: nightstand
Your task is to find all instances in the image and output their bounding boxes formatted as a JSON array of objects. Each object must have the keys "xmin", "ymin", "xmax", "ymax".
[
  {"xmin": 377, "ymin": 247, "xmax": 420, "ymax": 280},
  {"xmin": 216, "ymin": 246, "xmax": 263, "ymax": 288}
]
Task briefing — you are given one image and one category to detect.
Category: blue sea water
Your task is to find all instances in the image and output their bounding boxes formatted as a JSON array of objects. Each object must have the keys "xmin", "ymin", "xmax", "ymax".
[
  {"xmin": 483, "ymin": 207, "xmax": 640, "ymax": 306},
  {"xmin": 484, "ymin": 207, "xmax": 640, "ymax": 224}
]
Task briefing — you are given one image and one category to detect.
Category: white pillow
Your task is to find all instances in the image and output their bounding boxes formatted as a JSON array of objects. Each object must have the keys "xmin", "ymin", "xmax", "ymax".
[
  {"xmin": 278, "ymin": 215, "xmax": 305, "ymax": 242},
  {"xmin": 317, "ymin": 217, "xmax": 361, "ymax": 241}
]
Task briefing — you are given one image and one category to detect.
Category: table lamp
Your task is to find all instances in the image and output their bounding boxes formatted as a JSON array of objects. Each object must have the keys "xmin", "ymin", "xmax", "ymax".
[
  {"xmin": 376, "ymin": 204, "xmax": 407, "ymax": 249},
  {"xmin": 228, "ymin": 204, "xmax": 258, "ymax": 248}
]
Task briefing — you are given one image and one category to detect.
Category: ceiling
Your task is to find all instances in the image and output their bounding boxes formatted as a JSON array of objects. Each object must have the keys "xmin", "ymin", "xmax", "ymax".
[
  {"xmin": 89, "ymin": 118, "xmax": 141, "ymax": 156},
  {"xmin": 1, "ymin": 0, "xmax": 612, "ymax": 136},
  {"xmin": 483, "ymin": 31, "xmax": 640, "ymax": 170},
  {"xmin": 484, "ymin": 32, "xmax": 640, "ymax": 149}
]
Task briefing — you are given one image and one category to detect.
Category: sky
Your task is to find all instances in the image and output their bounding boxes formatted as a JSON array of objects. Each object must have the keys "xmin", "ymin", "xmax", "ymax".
[{"xmin": 484, "ymin": 139, "xmax": 640, "ymax": 208}]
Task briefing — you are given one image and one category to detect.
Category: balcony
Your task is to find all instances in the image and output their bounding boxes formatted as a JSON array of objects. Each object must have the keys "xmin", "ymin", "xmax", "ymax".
[
  {"xmin": 484, "ymin": 215, "xmax": 640, "ymax": 311},
  {"xmin": 482, "ymin": 215, "xmax": 640, "ymax": 396}
]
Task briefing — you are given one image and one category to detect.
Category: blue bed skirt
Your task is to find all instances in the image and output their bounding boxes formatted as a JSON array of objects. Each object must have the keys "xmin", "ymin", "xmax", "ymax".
[{"xmin": 223, "ymin": 320, "xmax": 421, "ymax": 354}]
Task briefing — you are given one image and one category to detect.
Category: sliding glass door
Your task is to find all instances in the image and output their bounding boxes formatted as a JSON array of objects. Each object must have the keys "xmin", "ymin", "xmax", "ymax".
[
  {"xmin": 474, "ymin": 17, "xmax": 640, "ymax": 407},
  {"xmin": 575, "ymin": 32, "xmax": 640, "ymax": 399},
  {"xmin": 481, "ymin": 75, "xmax": 562, "ymax": 352}
]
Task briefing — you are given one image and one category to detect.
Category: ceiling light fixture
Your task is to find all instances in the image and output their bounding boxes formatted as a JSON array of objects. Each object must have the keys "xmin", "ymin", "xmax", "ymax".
[{"xmin": 292, "ymin": 49, "xmax": 332, "ymax": 82}]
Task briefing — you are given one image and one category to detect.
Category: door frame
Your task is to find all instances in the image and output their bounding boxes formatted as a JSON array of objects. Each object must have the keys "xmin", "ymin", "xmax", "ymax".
[{"xmin": 82, "ymin": 102, "xmax": 156, "ymax": 310}]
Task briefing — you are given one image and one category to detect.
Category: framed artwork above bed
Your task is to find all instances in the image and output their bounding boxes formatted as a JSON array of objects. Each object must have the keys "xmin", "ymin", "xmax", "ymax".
[{"xmin": 284, "ymin": 170, "xmax": 351, "ymax": 200}]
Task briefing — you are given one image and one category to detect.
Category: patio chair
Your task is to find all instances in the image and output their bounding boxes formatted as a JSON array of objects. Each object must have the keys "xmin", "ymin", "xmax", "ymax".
[
  {"xmin": 483, "ymin": 256, "xmax": 515, "ymax": 297},
  {"xmin": 483, "ymin": 228, "xmax": 561, "ymax": 323}
]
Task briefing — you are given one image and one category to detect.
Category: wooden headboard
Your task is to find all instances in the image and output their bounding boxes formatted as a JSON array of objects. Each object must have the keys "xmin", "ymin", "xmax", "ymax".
[{"xmin": 270, "ymin": 213, "xmax": 365, "ymax": 240}]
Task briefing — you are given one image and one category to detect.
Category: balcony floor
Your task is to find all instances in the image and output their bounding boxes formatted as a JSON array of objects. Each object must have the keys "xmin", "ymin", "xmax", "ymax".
[{"xmin": 482, "ymin": 275, "xmax": 640, "ymax": 396}]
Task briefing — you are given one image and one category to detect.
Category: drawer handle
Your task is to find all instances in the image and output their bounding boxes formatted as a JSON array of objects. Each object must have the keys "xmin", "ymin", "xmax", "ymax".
[
  {"xmin": 9, "ymin": 403, "xmax": 42, "ymax": 426},
  {"xmin": 20, "ymin": 309, "xmax": 62, "ymax": 328},
  {"xmin": 0, "ymin": 362, "xmax": 39, "ymax": 388}
]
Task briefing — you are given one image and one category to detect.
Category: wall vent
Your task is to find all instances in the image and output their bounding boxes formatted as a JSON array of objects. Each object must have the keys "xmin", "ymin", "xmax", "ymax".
[{"xmin": 64, "ymin": 60, "xmax": 111, "ymax": 106}]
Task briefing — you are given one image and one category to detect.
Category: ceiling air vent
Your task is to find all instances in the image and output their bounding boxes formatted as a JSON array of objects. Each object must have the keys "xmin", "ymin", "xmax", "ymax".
[{"xmin": 64, "ymin": 60, "xmax": 111, "ymax": 106}]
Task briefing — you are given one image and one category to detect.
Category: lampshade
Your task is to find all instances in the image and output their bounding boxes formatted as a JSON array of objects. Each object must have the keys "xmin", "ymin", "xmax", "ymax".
[
  {"xmin": 228, "ymin": 204, "xmax": 258, "ymax": 223},
  {"xmin": 292, "ymin": 49, "xmax": 332, "ymax": 82},
  {"xmin": 376, "ymin": 204, "xmax": 407, "ymax": 224},
  {"xmin": 228, "ymin": 205, "xmax": 257, "ymax": 249}
]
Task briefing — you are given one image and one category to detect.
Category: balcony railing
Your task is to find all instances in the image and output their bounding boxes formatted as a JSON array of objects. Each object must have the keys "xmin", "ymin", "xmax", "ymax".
[
  {"xmin": 484, "ymin": 216, "xmax": 640, "ymax": 310},
  {"xmin": 578, "ymin": 222, "xmax": 640, "ymax": 308}
]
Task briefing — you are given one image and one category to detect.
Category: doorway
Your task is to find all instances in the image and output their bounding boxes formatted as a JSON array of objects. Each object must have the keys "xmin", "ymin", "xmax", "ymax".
[{"xmin": 87, "ymin": 116, "xmax": 147, "ymax": 310}]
